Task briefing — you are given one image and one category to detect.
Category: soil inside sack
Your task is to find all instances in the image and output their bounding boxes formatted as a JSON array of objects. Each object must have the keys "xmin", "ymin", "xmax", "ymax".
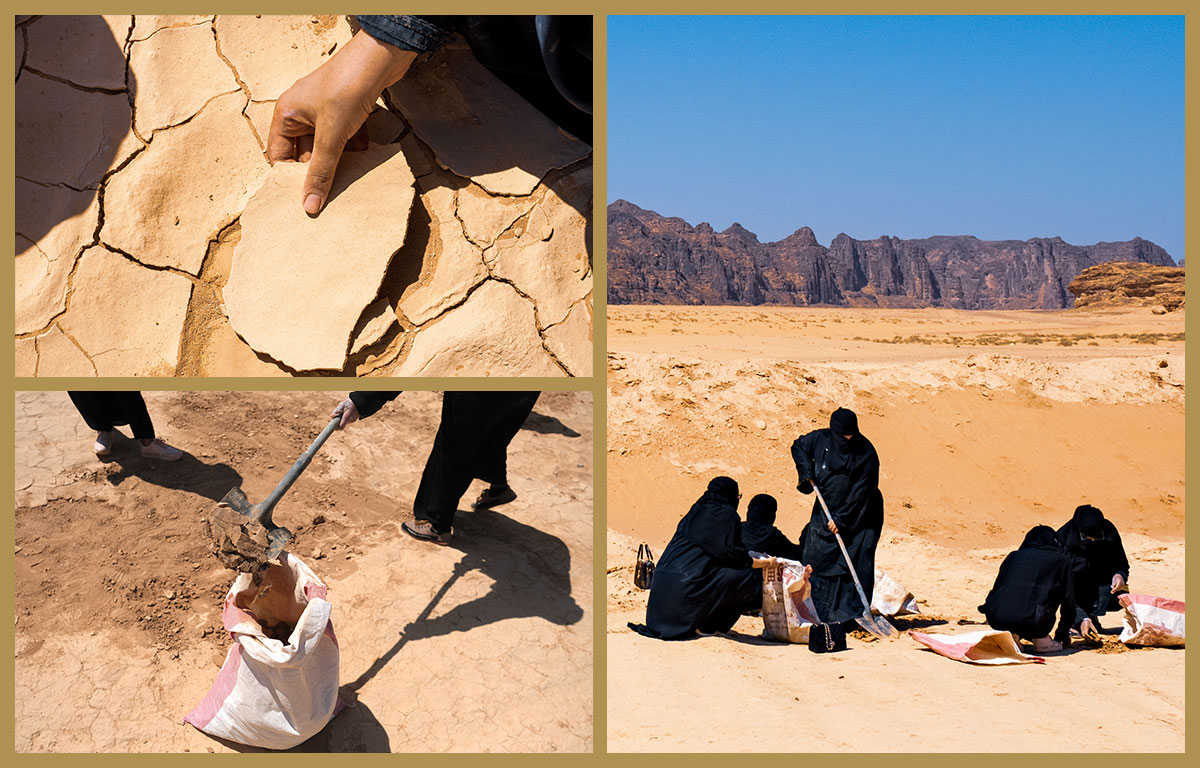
[{"xmin": 186, "ymin": 552, "xmax": 338, "ymax": 750}]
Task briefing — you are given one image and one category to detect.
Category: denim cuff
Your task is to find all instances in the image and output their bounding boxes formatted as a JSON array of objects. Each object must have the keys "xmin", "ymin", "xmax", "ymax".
[{"xmin": 356, "ymin": 15, "xmax": 453, "ymax": 53}]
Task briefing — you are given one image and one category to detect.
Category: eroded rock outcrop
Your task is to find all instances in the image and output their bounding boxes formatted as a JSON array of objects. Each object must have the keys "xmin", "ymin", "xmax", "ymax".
[
  {"xmin": 608, "ymin": 200, "xmax": 1176, "ymax": 310},
  {"xmin": 1068, "ymin": 262, "xmax": 1185, "ymax": 311}
]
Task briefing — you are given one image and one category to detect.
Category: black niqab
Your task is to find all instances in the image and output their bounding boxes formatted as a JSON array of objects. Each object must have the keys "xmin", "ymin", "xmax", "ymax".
[
  {"xmin": 742, "ymin": 494, "xmax": 805, "ymax": 561},
  {"xmin": 981, "ymin": 525, "xmax": 1078, "ymax": 642},
  {"xmin": 631, "ymin": 477, "xmax": 761, "ymax": 640}
]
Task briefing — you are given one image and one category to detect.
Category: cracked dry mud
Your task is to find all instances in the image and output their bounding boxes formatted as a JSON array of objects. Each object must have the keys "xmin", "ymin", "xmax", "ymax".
[
  {"xmin": 15, "ymin": 390, "xmax": 593, "ymax": 752},
  {"xmin": 15, "ymin": 15, "xmax": 593, "ymax": 376}
]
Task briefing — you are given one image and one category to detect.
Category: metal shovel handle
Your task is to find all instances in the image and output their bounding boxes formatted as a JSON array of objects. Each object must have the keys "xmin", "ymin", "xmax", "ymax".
[
  {"xmin": 811, "ymin": 481, "xmax": 875, "ymax": 616},
  {"xmin": 257, "ymin": 416, "xmax": 340, "ymax": 518}
]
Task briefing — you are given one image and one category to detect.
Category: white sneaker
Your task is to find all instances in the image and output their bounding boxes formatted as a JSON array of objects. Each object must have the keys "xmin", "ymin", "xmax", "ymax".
[
  {"xmin": 94, "ymin": 431, "xmax": 113, "ymax": 456},
  {"xmin": 140, "ymin": 438, "xmax": 183, "ymax": 462}
]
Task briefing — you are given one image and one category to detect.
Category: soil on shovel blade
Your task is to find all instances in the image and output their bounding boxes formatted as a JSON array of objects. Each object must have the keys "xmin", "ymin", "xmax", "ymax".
[{"xmin": 203, "ymin": 506, "xmax": 278, "ymax": 574}]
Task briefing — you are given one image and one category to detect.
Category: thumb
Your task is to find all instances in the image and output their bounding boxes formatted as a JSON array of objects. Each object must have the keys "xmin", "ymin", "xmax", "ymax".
[{"xmin": 302, "ymin": 128, "xmax": 346, "ymax": 215}]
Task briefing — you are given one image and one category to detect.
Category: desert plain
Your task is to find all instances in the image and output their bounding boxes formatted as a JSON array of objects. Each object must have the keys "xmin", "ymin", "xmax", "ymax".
[
  {"xmin": 607, "ymin": 304, "xmax": 1184, "ymax": 752},
  {"xmin": 15, "ymin": 390, "xmax": 593, "ymax": 752}
]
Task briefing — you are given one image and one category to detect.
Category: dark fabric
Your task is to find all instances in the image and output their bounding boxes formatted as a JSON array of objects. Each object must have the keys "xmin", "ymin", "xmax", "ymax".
[
  {"xmin": 1072, "ymin": 504, "xmax": 1105, "ymax": 538},
  {"xmin": 357, "ymin": 14, "xmax": 592, "ymax": 143},
  {"xmin": 412, "ymin": 392, "xmax": 540, "ymax": 533},
  {"xmin": 639, "ymin": 480, "xmax": 762, "ymax": 639},
  {"xmin": 791, "ymin": 425, "xmax": 882, "ymax": 623},
  {"xmin": 349, "ymin": 391, "xmax": 401, "ymax": 419},
  {"xmin": 830, "ymin": 407, "xmax": 859, "ymax": 436},
  {"xmin": 741, "ymin": 495, "xmax": 804, "ymax": 560},
  {"xmin": 68, "ymin": 392, "xmax": 155, "ymax": 439},
  {"xmin": 1057, "ymin": 511, "xmax": 1129, "ymax": 623},
  {"xmin": 979, "ymin": 525, "xmax": 1077, "ymax": 642}
]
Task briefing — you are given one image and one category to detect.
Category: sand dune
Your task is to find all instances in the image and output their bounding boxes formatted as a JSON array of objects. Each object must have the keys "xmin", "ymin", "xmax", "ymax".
[{"xmin": 606, "ymin": 305, "xmax": 1184, "ymax": 752}]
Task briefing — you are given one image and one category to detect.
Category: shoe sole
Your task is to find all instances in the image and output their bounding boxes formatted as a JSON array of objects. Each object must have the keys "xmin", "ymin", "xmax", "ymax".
[
  {"xmin": 472, "ymin": 492, "xmax": 517, "ymax": 511},
  {"xmin": 401, "ymin": 521, "xmax": 450, "ymax": 546}
]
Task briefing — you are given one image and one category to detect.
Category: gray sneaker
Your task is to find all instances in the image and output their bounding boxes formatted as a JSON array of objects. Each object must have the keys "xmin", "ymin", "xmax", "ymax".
[
  {"xmin": 401, "ymin": 519, "xmax": 451, "ymax": 546},
  {"xmin": 140, "ymin": 438, "xmax": 183, "ymax": 462}
]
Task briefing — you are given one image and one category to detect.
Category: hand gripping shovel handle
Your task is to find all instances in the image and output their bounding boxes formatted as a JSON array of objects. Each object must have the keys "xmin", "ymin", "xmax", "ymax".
[
  {"xmin": 257, "ymin": 416, "xmax": 341, "ymax": 519},
  {"xmin": 811, "ymin": 480, "xmax": 898, "ymax": 639}
]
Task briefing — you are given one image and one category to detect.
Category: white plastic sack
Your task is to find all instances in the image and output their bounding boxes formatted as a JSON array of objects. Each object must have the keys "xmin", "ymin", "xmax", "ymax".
[
  {"xmin": 871, "ymin": 568, "xmax": 920, "ymax": 617},
  {"xmin": 755, "ymin": 554, "xmax": 821, "ymax": 643},
  {"xmin": 185, "ymin": 552, "xmax": 340, "ymax": 749},
  {"xmin": 910, "ymin": 629, "xmax": 1046, "ymax": 665},
  {"xmin": 1118, "ymin": 593, "xmax": 1185, "ymax": 647}
]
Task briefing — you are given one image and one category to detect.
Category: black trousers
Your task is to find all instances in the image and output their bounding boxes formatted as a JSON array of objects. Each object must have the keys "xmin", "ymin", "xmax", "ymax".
[
  {"xmin": 67, "ymin": 392, "xmax": 155, "ymax": 440},
  {"xmin": 413, "ymin": 392, "xmax": 539, "ymax": 533}
]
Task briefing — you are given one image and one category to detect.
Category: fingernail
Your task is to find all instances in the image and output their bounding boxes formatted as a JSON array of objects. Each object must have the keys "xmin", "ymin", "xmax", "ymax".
[{"xmin": 304, "ymin": 194, "xmax": 322, "ymax": 215}]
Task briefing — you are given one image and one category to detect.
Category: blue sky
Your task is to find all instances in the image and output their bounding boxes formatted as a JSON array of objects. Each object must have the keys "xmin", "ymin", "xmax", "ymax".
[{"xmin": 608, "ymin": 16, "xmax": 1185, "ymax": 263}]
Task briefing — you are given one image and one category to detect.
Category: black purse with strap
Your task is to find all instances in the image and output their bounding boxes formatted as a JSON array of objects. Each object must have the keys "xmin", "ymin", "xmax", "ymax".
[
  {"xmin": 808, "ymin": 622, "xmax": 847, "ymax": 653},
  {"xmin": 634, "ymin": 544, "xmax": 655, "ymax": 589}
]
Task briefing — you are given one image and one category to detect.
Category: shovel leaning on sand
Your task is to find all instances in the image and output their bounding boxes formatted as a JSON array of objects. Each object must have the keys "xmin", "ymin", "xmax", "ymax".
[
  {"xmin": 811, "ymin": 481, "xmax": 899, "ymax": 640},
  {"xmin": 218, "ymin": 416, "xmax": 341, "ymax": 561}
]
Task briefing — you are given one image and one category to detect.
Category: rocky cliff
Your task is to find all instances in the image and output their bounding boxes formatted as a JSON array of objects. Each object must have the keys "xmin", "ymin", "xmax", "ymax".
[
  {"xmin": 608, "ymin": 200, "xmax": 1176, "ymax": 309},
  {"xmin": 1068, "ymin": 262, "xmax": 1185, "ymax": 311}
]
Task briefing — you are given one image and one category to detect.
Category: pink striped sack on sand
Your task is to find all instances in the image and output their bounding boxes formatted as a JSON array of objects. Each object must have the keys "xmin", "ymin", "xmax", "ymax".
[
  {"xmin": 185, "ymin": 553, "xmax": 340, "ymax": 749},
  {"xmin": 910, "ymin": 629, "xmax": 1046, "ymax": 665},
  {"xmin": 1118, "ymin": 593, "xmax": 1185, "ymax": 647}
]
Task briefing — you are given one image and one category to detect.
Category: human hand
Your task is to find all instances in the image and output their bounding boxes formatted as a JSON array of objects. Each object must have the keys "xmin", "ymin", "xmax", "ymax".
[
  {"xmin": 268, "ymin": 30, "xmax": 416, "ymax": 215},
  {"xmin": 826, "ymin": 519, "xmax": 838, "ymax": 535},
  {"xmin": 1079, "ymin": 618, "xmax": 1099, "ymax": 641},
  {"xmin": 331, "ymin": 397, "xmax": 360, "ymax": 430},
  {"xmin": 1111, "ymin": 573, "xmax": 1126, "ymax": 593}
]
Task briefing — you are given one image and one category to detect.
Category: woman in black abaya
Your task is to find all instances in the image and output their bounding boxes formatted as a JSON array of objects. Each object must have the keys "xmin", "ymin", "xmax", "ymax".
[
  {"xmin": 630, "ymin": 476, "xmax": 762, "ymax": 640},
  {"xmin": 791, "ymin": 408, "xmax": 883, "ymax": 625}
]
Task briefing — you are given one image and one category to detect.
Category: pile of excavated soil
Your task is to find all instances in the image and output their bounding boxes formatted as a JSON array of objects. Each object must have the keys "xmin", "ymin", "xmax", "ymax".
[{"xmin": 16, "ymin": 390, "xmax": 593, "ymax": 752}]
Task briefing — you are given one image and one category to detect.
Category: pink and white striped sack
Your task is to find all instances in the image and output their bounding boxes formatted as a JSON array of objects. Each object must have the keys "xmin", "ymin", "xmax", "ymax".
[
  {"xmin": 185, "ymin": 553, "xmax": 340, "ymax": 750},
  {"xmin": 1118, "ymin": 593, "xmax": 1185, "ymax": 647},
  {"xmin": 910, "ymin": 629, "xmax": 1046, "ymax": 665}
]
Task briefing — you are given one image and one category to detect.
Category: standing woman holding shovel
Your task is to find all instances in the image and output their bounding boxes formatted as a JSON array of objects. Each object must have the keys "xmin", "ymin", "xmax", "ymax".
[{"xmin": 791, "ymin": 408, "xmax": 884, "ymax": 627}]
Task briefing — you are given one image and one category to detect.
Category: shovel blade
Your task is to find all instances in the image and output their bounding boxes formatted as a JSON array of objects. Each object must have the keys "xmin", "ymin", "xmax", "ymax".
[
  {"xmin": 264, "ymin": 526, "xmax": 294, "ymax": 561},
  {"xmin": 856, "ymin": 612, "xmax": 899, "ymax": 640},
  {"xmin": 219, "ymin": 486, "xmax": 252, "ymax": 518}
]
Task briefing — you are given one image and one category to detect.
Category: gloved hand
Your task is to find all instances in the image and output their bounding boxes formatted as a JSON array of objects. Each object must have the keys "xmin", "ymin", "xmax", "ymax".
[
  {"xmin": 331, "ymin": 397, "xmax": 360, "ymax": 430},
  {"xmin": 796, "ymin": 478, "xmax": 813, "ymax": 494}
]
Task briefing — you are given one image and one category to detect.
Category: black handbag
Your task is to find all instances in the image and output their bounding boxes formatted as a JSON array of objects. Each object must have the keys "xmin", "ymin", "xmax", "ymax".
[
  {"xmin": 634, "ymin": 544, "xmax": 655, "ymax": 590},
  {"xmin": 809, "ymin": 622, "xmax": 847, "ymax": 653}
]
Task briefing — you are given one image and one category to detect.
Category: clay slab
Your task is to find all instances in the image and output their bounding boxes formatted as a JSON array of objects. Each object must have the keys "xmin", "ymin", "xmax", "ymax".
[
  {"xmin": 102, "ymin": 92, "xmax": 268, "ymax": 274},
  {"xmin": 388, "ymin": 46, "xmax": 590, "ymax": 197},
  {"xmin": 224, "ymin": 143, "xmax": 416, "ymax": 371}
]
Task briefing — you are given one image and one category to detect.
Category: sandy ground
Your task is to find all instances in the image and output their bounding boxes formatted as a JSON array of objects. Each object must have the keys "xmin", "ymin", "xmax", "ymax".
[
  {"xmin": 15, "ymin": 390, "xmax": 592, "ymax": 752},
  {"xmin": 606, "ymin": 305, "xmax": 1184, "ymax": 752}
]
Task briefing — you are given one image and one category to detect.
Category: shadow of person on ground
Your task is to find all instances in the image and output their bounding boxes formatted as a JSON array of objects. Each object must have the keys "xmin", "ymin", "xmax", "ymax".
[
  {"xmin": 343, "ymin": 506, "xmax": 583, "ymax": 693},
  {"xmin": 521, "ymin": 410, "xmax": 581, "ymax": 437},
  {"xmin": 98, "ymin": 432, "xmax": 243, "ymax": 503},
  {"xmin": 16, "ymin": 15, "xmax": 134, "ymax": 244}
]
